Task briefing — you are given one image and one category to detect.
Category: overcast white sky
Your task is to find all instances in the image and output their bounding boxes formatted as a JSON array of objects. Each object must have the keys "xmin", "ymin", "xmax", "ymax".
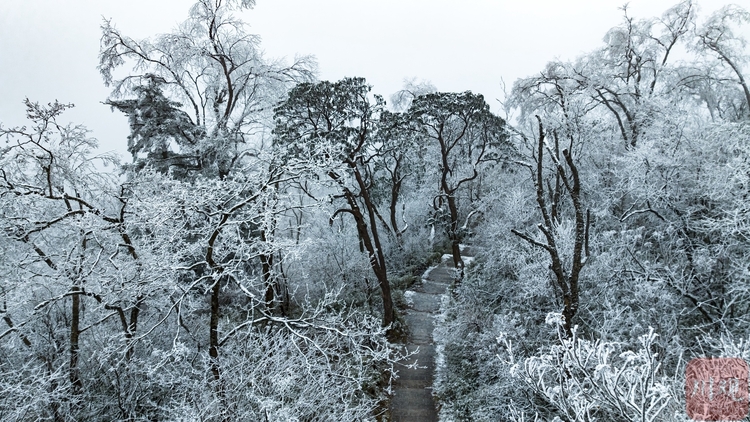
[{"xmin": 1, "ymin": 0, "xmax": 748, "ymax": 159}]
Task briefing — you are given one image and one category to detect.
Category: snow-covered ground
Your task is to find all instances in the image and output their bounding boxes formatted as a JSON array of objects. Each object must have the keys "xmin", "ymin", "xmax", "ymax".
[
  {"xmin": 441, "ymin": 253, "xmax": 475, "ymax": 265},
  {"xmin": 422, "ymin": 265, "xmax": 437, "ymax": 280},
  {"xmin": 403, "ymin": 290, "xmax": 415, "ymax": 306}
]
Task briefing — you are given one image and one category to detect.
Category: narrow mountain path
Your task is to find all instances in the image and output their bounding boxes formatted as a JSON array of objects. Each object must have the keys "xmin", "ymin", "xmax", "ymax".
[{"xmin": 390, "ymin": 251, "xmax": 469, "ymax": 421}]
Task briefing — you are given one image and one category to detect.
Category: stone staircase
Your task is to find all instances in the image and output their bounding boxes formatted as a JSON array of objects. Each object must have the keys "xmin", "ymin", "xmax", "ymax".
[{"xmin": 389, "ymin": 255, "xmax": 462, "ymax": 421}]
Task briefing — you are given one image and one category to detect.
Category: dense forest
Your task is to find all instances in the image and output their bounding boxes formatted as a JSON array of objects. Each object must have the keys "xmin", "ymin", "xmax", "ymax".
[{"xmin": 2, "ymin": 0, "xmax": 750, "ymax": 420}]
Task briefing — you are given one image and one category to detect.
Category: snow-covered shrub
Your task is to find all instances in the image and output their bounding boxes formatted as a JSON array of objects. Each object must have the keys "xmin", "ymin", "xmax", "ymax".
[{"xmin": 504, "ymin": 320, "xmax": 675, "ymax": 422}]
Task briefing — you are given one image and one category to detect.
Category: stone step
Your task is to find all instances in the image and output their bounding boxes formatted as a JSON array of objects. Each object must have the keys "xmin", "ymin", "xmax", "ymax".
[
  {"xmin": 407, "ymin": 292, "xmax": 442, "ymax": 313},
  {"xmin": 402, "ymin": 313, "xmax": 434, "ymax": 344},
  {"xmin": 414, "ymin": 279, "xmax": 451, "ymax": 295},
  {"xmin": 390, "ymin": 387, "xmax": 438, "ymax": 422}
]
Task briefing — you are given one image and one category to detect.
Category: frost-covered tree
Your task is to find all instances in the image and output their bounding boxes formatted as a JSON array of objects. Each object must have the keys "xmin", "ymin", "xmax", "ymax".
[
  {"xmin": 407, "ymin": 91, "xmax": 509, "ymax": 272},
  {"xmin": 509, "ymin": 116, "xmax": 590, "ymax": 338},
  {"xmin": 274, "ymin": 77, "xmax": 401, "ymax": 330},
  {"xmin": 105, "ymin": 74, "xmax": 207, "ymax": 174},
  {"xmin": 99, "ymin": 0, "xmax": 315, "ymax": 178},
  {"xmin": 693, "ymin": 4, "xmax": 750, "ymax": 117},
  {"xmin": 433, "ymin": 2, "xmax": 750, "ymax": 421},
  {"xmin": 0, "ymin": 100, "xmax": 137, "ymax": 420},
  {"xmin": 0, "ymin": 98, "xmax": 406, "ymax": 421}
]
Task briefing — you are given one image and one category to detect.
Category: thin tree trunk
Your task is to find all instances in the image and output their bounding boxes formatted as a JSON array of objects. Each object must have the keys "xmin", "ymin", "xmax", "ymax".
[
  {"xmin": 446, "ymin": 194, "xmax": 464, "ymax": 271},
  {"xmin": 354, "ymin": 163, "xmax": 395, "ymax": 329},
  {"xmin": 261, "ymin": 230, "xmax": 276, "ymax": 311},
  {"xmin": 717, "ymin": 50, "xmax": 750, "ymax": 117},
  {"xmin": 70, "ymin": 286, "xmax": 83, "ymax": 393},
  {"xmin": 330, "ymin": 161, "xmax": 396, "ymax": 329},
  {"xmin": 209, "ymin": 277, "xmax": 221, "ymax": 383},
  {"xmin": 347, "ymin": 195, "xmax": 395, "ymax": 328},
  {"xmin": 125, "ymin": 298, "xmax": 141, "ymax": 361}
]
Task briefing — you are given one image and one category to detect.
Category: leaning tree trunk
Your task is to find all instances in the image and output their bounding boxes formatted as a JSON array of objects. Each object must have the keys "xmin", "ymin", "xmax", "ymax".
[
  {"xmin": 344, "ymin": 191, "xmax": 395, "ymax": 329},
  {"xmin": 329, "ymin": 162, "xmax": 397, "ymax": 330}
]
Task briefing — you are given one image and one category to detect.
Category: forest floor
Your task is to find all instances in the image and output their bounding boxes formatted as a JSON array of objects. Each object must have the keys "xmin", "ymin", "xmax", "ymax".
[{"xmin": 389, "ymin": 250, "xmax": 469, "ymax": 421}]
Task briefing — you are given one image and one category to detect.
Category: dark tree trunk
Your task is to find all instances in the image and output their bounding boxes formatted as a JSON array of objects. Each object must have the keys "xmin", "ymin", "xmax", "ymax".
[
  {"xmin": 205, "ymin": 213, "xmax": 229, "ymax": 386},
  {"xmin": 388, "ymin": 155, "xmax": 406, "ymax": 244},
  {"xmin": 344, "ymin": 191, "xmax": 395, "ymax": 328},
  {"xmin": 261, "ymin": 230, "xmax": 276, "ymax": 311},
  {"xmin": 125, "ymin": 299, "xmax": 141, "ymax": 361},
  {"xmin": 446, "ymin": 194, "xmax": 464, "ymax": 271},
  {"xmin": 511, "ymin": 117, "xmax": 588, "ymax": 338},
  {"xmin": 209, "ymin": 277, "xmax": 221, "ymax": 382},
  {"xmin": 69, "ymin": 286, "xmax": 83, "ymax": 393},
  {"xmin": 328, "ymin": 159, "xmax": 396, "ymax": 330}
]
